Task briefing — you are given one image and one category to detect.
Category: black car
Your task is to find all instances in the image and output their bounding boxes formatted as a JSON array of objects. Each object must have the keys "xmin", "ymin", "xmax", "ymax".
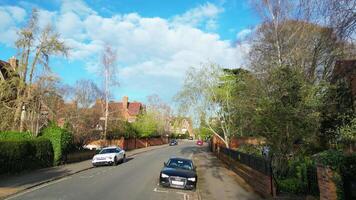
[
  {"xmin": 169, "ymin": 139, "xmax": 178, "ymax": 146},
  {"xmin": 159, "ymin": 157, "xmax": 197, "ymax": 190}
]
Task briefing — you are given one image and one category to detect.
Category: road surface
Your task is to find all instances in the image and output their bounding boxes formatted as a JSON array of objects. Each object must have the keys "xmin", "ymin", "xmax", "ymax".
[{"xmin": 7, "ymin": 141, "xmax": 199, "ymax": 200}]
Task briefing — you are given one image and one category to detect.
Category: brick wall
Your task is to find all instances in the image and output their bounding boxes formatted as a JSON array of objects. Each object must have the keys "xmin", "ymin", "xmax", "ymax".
[
  {"xmin": 87, "ymin": 137, "xmax": 168, "ymax": 151},
  {"xmin": 211, "ymin": 135, "xmax": 265, "ymax": 150},
  {"xmin": 230, "ymin": 137, "xmax": 266, "ymax": 149},
  {"xmin": 317, "ymin": 165, "xmax": 338, "ymax": 200}
]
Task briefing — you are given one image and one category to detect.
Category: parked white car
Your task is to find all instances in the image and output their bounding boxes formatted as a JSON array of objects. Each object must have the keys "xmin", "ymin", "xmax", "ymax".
[{"xmin": 92, "ymin": 146, "xmax": 126, "ymax": 166}]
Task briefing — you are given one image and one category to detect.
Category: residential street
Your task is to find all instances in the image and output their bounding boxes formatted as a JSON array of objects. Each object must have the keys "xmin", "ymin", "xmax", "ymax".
[{"xmin": 5, "ymin": 141, "xmax": 259, "ymax": 200}]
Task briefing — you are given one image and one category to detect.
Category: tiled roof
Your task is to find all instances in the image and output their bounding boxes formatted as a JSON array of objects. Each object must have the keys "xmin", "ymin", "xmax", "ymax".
[
  {"xmin": 127, "ymin": 102, "xmax": 142, "ymax": 116},
  {"xmin": 106, "ymin": 101, "xmax": 143, "ymax": 116}
]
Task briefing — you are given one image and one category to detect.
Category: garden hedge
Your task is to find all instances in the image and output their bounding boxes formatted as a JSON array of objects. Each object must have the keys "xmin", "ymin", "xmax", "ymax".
[
  {"xmin": 0, "ymin": 138, "xmax": 53, "ymax": 174},
  {"xmin": 41, "ymin": 123, "xmax": 73, "ymax": 165},
  {"xmin": 0, "ymin": 131, "xmax": 33, "ymax": 140}
]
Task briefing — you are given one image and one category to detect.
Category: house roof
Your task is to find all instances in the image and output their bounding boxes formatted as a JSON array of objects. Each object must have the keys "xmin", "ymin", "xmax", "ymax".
[
  {"xmin": 100, "ymin": 101, "xmax": 143, "ymax": 117},
  {"xmin": 0, "ymin": 60, "xmax": 10, "ymax": 80}
]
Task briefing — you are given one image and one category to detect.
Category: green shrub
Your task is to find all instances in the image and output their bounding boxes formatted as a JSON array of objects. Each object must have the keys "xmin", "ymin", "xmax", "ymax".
[
  {"xmin": 276, "ymin": 157, "xmax": 319, "ymax": 196},
  {"xmin": 278, "ymin": 178, "xmax": 306, "ymax": 194},
  {"xmin": 315, "ymin": 150, "xmax": 345, "ymax": 170},
  {"xmin": 237, "ymin": 144, "xmax": 263, "ymax": 157},
  {"xmin": 0, "ymin": 138, "xmax": 53, "ymax": 174},
  {"xmin": 0, "ymin": 131, "xmax": 33, "ymax": 140},
  {"xmin": 41, "ymin": 123, "xmax": 73, "ymax": 165}
]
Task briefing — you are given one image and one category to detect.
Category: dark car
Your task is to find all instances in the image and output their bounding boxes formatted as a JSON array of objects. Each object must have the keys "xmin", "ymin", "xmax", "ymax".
[
  {"xmin": 159, "ymin": 157, "xmax": 197, "ymax": 190},
  {"xmin": 169, "ymin": 139, "xmax": 178, "ymax": 146}
]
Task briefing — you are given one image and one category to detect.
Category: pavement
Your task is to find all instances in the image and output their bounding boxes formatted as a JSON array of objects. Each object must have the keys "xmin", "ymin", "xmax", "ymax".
[
  {"xmin": 194, "ymin": 147, "xmax": 262, "ymax": 200},
  {"xmin": 1, "ymin": 141, "xmax": 261, "ymax": 200}
]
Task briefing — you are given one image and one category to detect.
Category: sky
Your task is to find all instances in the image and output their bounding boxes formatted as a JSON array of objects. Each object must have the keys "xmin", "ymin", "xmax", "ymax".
[{"xmin": 0, "ymin": 0, "xmax": 260, "ymax": 104}]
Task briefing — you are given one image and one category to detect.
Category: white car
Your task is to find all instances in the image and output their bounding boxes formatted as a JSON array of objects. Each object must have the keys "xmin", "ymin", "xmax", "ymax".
[{"xmin": 92, "ymin": 146, "xmax": 126, "ymax": 166}]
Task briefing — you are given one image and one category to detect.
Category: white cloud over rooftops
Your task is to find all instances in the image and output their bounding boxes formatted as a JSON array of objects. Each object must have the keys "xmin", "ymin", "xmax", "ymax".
[{"xmin": 0, "ymin": 1, "xmax": 250, "ymax": 102}]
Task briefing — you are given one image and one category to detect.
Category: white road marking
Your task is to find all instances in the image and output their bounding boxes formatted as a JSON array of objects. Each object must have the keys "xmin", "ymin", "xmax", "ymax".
[
  {"xmin": 176, "ymin": 191, "xmax": 188, "ymax": 200},
  {"xmin": 153, "ymin": 187, "xmax": 168, "ymax": 193},
  {"xmin": 5, "ymin": 177, "xmax": 72, "ymax": 200}
]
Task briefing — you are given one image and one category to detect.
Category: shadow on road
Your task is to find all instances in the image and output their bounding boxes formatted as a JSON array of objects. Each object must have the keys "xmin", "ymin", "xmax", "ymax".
[{"xmin": 0, "ymin": 168, "xmax": 71, "ymax": 188}]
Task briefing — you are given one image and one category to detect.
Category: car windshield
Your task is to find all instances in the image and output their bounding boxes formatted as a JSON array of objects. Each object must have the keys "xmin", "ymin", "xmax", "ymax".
[
  {"xmin": 99, "ymin": 148, "xmax": 119, "ymax": 154},
  {"xmin": 167, "ymin": 159, "xmax": 193, "ymax": 170}
]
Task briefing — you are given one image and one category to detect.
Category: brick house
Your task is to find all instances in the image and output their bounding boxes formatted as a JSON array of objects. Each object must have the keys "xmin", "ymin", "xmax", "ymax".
[
  {"xmin": 0, "ymin": 56, "xmax": 19, "ymax": 103},
  {"xmin": 169, "ymin": 117, "xmax": 194, "ymax": 138},
  {"xmin": 93, "ymin": 96, "xmax": 145, "ymax": 123},
  {"xmin": 0, "ymin": 56, "xmax": 18, "ymax": 81}
]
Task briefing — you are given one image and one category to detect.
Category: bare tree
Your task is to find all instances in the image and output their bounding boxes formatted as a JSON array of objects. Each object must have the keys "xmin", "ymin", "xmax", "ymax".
[
  {"xmin": 13, "ymin": 9, "xmax": 68, "ymax": 131},
  {"xmin": 74, "ymin": 79, "xmax": 103, "ymax": 108},
  {"xmin": 101, "ymin": 45, "xmax": 118, "ymax": 140},
  {"xmin": 146, "ymin": 94, "xmax": 172, "ymax": 135}
]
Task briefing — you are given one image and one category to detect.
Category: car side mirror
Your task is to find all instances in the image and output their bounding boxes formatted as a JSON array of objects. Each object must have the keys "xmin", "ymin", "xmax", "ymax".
[{"xmin": 164, "ymin": 162, "xmax": 167, "ymax": 167}]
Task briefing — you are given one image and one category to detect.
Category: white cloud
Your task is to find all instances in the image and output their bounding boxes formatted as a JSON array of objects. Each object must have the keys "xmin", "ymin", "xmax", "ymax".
[
  {"xmin": 236, "ymin": 28, "xmax": 252, "ymax": 40},
  {"xmin": 0, "ymin": 2, "xmax": 250, "ymax": 102},
  {"xmin": 172, "ymin": 2, "xmax": 224, "ymax": 31},
  {"xmin": 60, "ymin": 0, "xmax": 96, "ymax": 17},
  {"xmin": 0, "ymin": 6, "xmax": 26, "ymax": 46}
]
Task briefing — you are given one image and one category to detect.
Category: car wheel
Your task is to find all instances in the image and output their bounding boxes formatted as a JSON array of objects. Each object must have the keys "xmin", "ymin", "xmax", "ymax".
[{"xmin": 113, "ymin": 157, "xmax": 118, "ymax": 166}]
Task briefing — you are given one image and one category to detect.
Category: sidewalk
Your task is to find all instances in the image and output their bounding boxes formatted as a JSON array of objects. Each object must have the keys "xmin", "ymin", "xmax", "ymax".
[
  {"xmin": 194, "ymin": 147, "xmax": 262, "ymax": 200},
  {"xmin": 0, "ymin": 144, "xmax": 168, "ymax": 199}
]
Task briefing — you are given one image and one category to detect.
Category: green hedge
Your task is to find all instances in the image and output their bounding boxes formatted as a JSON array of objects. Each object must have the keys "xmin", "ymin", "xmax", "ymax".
[
  {"xmin": 0, "ymin": 131, "xmax": 33, "ymax": 140},
  {"xmin": 0, "ymin": 138, "xmax": 53, "ymax": 174},
  {"xmin": 41, "ymin": 123, "xmax": 73, "ymax": 165}
]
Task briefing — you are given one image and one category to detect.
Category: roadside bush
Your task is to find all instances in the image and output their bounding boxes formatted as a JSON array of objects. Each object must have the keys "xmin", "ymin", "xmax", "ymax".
[
  {"xmin": 0, "ymin": 138, "xmax": 53, "ymax": 174},
  {"xmin": 107, "ymin": 120, "xmax": 138, "ymax": 139},
  {"xmin": 276, "ymin": 156, "xmax": 319, "ymax": 196},
  {"xmin": 237, "ymin": 144, "xmax": 263, "ymax": 157},
  {"xmin": 0, "ymin": 131, "xmax": 33, "ymax": 140},
  {"xmin": 41, "ymin": 123, "xmax": 73, "ymax": 165},
  {"xmin": 278, "ymin": 178, "xmax": 306, "ymax": 194}
]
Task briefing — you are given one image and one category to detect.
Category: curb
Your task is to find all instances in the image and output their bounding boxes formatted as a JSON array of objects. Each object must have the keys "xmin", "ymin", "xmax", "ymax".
[{"xmin": 2, "ymin": 144, "xmax": 169, "ymax": 200}]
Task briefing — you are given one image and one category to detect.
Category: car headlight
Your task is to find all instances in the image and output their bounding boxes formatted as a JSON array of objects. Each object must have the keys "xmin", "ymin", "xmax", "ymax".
[
  {"xmin": 188, "ymin": 177, "xmax": 196, "ymax": 182},
  {"xmin": 161, "ymin": 173, "xmax": 169, "ymax": 178}
]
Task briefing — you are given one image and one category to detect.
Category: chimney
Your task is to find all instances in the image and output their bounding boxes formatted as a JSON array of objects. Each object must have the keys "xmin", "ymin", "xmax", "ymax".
[
  {"xmin": 8, "ymin": 56, "xmax": 18, "ymax": 70},
  {"xmin": 122, "ymin": 96, "xmax": 128, "ymax": 110}
]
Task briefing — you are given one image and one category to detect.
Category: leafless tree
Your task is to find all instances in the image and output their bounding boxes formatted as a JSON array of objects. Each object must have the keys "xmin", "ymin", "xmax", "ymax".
[
  {"xmin": 12, "ymin": 9, "xmax": 68, "ymax": 132},
  {"xmin": 101, "ymin": 45, "xmax": 118, "ymax": 140}
]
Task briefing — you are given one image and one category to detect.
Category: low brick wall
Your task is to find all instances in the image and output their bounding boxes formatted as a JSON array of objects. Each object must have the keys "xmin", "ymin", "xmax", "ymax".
[
  {"xmin": 230, "ymin": 137, "xmax": 266, "ymax": 149},
  {"xmin": 218, "ymin": 152, "xmax": 275, "ymax": 197},
  {"xmin": 211, "ymin": 135, "xmax": 265, "ymax": 150},
  {"xmin": 64, "ymin": 150, "xmax": 96, "ymax": 164},
  {"xmin": 87, "ymin": 137, "xmax": 168, "ymax": 151},
  {"xmin": 317, "ymin": 165, "xmax": 338, "ymax": 200}
]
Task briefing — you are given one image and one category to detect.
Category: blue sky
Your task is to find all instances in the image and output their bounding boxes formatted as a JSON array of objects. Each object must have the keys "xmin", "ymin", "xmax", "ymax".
[{"xmin": 0, "ymin": 0, "xmax": 259, "ymax": 104}]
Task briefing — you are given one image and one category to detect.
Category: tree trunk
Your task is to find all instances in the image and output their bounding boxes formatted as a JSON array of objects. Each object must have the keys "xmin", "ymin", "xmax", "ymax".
[{"xmin": 104, "ymin": 66, "xmax": 109, "ymax": 141}]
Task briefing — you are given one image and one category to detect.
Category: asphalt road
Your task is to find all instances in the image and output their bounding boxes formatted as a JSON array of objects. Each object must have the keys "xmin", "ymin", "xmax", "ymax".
[{"xmin": 7, "ymin": 141, "xmax": 200, "ymax": 200}]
